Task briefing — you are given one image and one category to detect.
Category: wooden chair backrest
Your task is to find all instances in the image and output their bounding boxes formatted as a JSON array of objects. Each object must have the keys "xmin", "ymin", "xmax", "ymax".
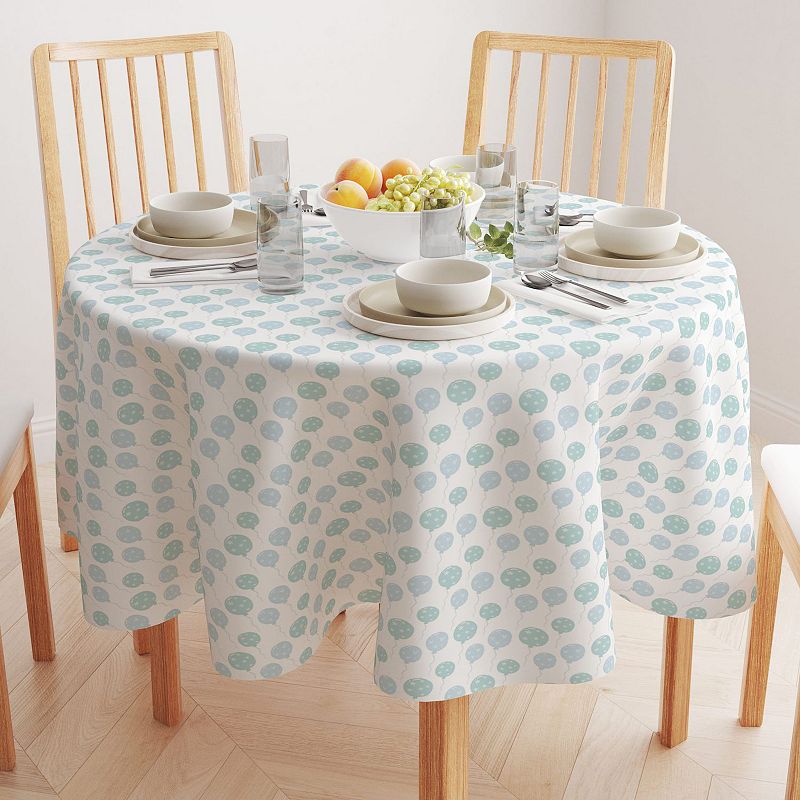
[
  {"xmin": 32, "ymin": 31, "xmax": 246, "ymax": 315},
  {"xmin": 463, "ymin": 32, "xmax": 675, "ymax": 208}
]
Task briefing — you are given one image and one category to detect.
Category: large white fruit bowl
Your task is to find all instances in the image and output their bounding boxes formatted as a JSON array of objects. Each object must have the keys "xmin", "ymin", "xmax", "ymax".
[{"xmin": 318, "ymin": 182, "xmax": 485, "ymax": 263}]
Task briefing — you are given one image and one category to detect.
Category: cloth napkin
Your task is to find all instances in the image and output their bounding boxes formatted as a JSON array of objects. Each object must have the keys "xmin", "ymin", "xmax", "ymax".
[
  {"xmin": 496, "ymin": 277, "xmax": 651, "ymax": 323},
  {"xmin": 129, "ymin": 257, "xmax": 256, "ymax": 287}
]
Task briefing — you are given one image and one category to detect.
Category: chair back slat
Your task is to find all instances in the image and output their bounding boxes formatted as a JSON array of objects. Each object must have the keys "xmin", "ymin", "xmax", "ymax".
[
  {"xmin": 97, "ymin": 59, "xmax": 122, "ymax": 223},
  {"xmin": 154, "ymin": 54, "xmax": 178, "ymax": 193},
  {"xmin": 504, "ymin": 51, "xmax": 521, "ymax": 146},
  {"xmin": 616, "ymin": 58, "xmax": 638, "ymax": 203},
  {"xmin": 125, "ymin": 57, "xmax": 149, "ymax": 212},
  {"xmin": 587, "ymin": 56, "xmax": 608, "ymax": 198},
  {"xmin": 560, "ymin": 55, "xmax": 581, "ymax": 192},
  {"xmin": 463, "ymin": 32, "xmax": 674, "ymax": 207},
  {"xmin": 67, "ymin": 60, "xmax": 95, "ymax": 238},
  {"xmin": 531, "ymin": 52, "xmax": 550, "ymax": 180},
  {"xmin": 32, "ymin": 32, "xmax": 246, "ymax": 320},
  {"xmin": 185, "ymin": 52, "xmax": 207, "ymax": 191}
]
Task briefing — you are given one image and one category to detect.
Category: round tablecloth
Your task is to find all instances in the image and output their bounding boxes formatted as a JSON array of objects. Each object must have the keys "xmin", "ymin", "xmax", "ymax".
[{"xmin": 55, "ymin": 193, "xmax": 754, "ymax": 701}]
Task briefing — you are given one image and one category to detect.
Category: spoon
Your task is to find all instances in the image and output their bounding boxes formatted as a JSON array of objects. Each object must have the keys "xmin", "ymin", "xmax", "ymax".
[
  {"xmin": 559, "ymin": 212, "xmax": 594, "ymax": 226},
  {"xmin": 150, "ymin": 257, "xmax": 257, "ymax": 278},
  {"xmin": 521, "ymin": 273, "xmax": 610, "ymax": 309}
]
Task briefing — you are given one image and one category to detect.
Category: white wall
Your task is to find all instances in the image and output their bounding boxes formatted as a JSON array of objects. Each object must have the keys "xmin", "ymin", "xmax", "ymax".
[
  {"xmin": 604, "ymin": 0, "xmax": 800, "ymax": 442},
  {"xmin": 0, "ymin": 0, "xmax": 605, "ymax": 459}
]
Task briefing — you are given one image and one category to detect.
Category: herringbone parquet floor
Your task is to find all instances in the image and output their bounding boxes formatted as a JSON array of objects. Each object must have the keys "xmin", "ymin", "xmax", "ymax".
[{"xmin": 0, "ymin": 435, "xmax": 795, "ymax": 800}]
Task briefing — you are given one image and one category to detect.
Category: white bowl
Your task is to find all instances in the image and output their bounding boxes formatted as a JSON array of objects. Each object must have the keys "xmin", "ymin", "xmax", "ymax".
[
  {"xmin": 319, "ymin": 183, "xmax": 484, "ymax": 263},
  {"xmin": 429, "ymin": 154, "xmax": 477, "ymax": 181},
  {"xmin": 149, "ymin": 191, "xmax": 234, "ymax": 239},
  {"xmin": 593, "ymin": 206, "xmax": 681, "ymax": 258},
  {"xmin": 395, "ymin": 258, "xmax": 492, "ymax": 316}
]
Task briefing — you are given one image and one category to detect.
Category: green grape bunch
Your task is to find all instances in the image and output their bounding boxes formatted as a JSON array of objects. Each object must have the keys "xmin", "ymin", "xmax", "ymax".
[{"xmin": 365, "ymin": 167, "xmax": 476, "ymax": 213}]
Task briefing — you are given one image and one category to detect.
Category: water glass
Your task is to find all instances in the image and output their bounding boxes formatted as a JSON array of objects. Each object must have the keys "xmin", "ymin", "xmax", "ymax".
[
  {"xmin": 250, "ymin": 134, "xmax": 290, "ymax": 208},
  {"xmin": 513, "ymin": 180, "xmax": 559, "ymax": 275},
  {"xmin": 257, "ymin": 192, "xmax": 304, "ymax": 294},
  {"xmin": 476, "ymin": 143, "xmax": 517, "ymax": 216},
  {"xmin": 420, "ymin": 198, "xmax": 466, "ymax": 258}
]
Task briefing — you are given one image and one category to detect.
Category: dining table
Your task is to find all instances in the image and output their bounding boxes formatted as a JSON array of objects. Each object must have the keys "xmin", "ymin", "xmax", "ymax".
[{"xmin": 55, "ymin": 191, "xmax": 754, "ymax": 795}]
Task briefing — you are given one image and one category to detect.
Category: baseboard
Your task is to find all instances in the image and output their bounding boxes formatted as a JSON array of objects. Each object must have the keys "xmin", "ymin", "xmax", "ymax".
[
  {"xmin": 750, "ymin": 389, "xmax": 800, "ymax": 444},
  {"xmin": 31, "ymin": 414, "xmax": 56, "ymax": 464}
]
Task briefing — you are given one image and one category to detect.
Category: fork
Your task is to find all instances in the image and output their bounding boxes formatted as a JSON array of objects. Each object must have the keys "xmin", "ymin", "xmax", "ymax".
[
  {"xmin": 540, "ymin": 270, "xmax": 629, "ymax": 305},
  {"xmin": 299, "ymin": 189, "xmax": 314, "ymax": 214}
]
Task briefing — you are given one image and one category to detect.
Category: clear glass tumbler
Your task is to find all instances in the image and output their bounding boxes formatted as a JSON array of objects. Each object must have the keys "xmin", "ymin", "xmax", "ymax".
[
  {"xmin": 476, "ymin": 143, "xmax": 517, "ymax": 217},
  {"xmin": 257, "ymin": 192, "xmax": 304, "ymax": 294},
  {"xmin": 513, "ymin": 180, "xmax": 559, "ymax": 275},
  {"xmin": 250, "ymin": 134, "xmax": 290, "ymax": 209},
  {"xmin": 420, "ymin": 198, "xmax": 466, "ymax": 258}
]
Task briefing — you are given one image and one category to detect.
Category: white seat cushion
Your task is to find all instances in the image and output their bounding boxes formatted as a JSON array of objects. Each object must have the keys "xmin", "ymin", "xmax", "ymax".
[
  {"xmin": 0, "ymin": 398, "xmax": 33, "ymax": 474},
  {"xmin": 761, "ymin": 444, "xmax": 800, "ymax": 539}
]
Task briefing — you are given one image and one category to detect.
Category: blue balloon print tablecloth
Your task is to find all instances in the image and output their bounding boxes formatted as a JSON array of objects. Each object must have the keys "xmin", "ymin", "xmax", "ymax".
[{"xmin": 55, "ymin": 194, "xmax": 754, "ymax": 701}]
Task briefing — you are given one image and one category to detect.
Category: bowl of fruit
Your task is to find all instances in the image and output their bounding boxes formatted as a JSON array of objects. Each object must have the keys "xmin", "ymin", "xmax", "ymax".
[{"xmin": 318, "ymin": 157, "xmax": 484, "ymax": 263}]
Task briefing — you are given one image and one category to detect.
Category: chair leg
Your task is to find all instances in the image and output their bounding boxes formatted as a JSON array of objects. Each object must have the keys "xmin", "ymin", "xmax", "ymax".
[
  {"xmin": 60, "ymin": 531, "xmax": 79, "ymax": 552},
  {"xmin": 659, "ymin": 616, "xmax": 694, "ymax": 748},
  {"xmin": 150, "ymin": 618, "xmax": 182, "ymax": 726},
  {"xmin": 0, "ymin": 633, "xmax": 15, "ymax": 771},
  {"xmin": 419, "ymin": 695, "xmax": 469, "ymax": 800},
  {"xmin": 133, "ymin": 628, "xmax": 151, "ymax": 655},
  {"xmin": 13, "ymin": 427, "xmax": 55, "ymax": 662},
  {"xmin": 741, "ymin": 491, "xmax": 782, "ymax": 727},
  {"xmin": 787, "ymin": 684, "xmax": 800, "ymax": 800}
]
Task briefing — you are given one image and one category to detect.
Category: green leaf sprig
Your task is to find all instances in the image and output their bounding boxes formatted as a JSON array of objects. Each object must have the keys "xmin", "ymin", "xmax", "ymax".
[{"xmin": 467, "ymin": 221, "xmax": 514, "ymax": 259}]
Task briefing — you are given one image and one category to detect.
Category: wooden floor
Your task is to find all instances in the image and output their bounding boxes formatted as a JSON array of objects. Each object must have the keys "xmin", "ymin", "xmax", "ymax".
[{"xmin": 0, "ymin": 436, "xmax": 795, "ymax": 800}]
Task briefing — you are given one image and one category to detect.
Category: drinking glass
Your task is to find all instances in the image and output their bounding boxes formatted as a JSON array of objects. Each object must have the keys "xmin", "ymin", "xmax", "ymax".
[
  {"xmin": 257, "ymin": 192, "xmax": 304, "ymax": 294},
  {"xmin": 476, "ymin": 143, "xmax": 517, "ymax": 216},
  {"xmin": 250, "ymin": 134, "xmax": 290, "ymax": 209},
  {"xmin": 513, "ymin": 180, "xmax": 559, "ymax": 275},
  {"xmin": 420, "ymin": 198, "xmax": 466, "ymax": 258}
]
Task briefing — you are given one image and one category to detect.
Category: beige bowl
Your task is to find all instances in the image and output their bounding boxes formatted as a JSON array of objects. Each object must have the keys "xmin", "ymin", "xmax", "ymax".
[
  {"xmin": 394, "ymin": 258, "xmax": 492, "ymax": 316},
  {"xmin": 149, "ymin": 191, "xmax": 234, "ymax": 239},
  {"xmin": 593, "ymin": 206, "xmax": 681, "ymax": 258}
]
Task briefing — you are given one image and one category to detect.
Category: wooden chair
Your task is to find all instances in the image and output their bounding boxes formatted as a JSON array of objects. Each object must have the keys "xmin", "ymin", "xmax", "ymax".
[
  {"xmin": 419, "ymin": 32, "xmax": 678, "ymax": 800},
  {"xmin": 740, "ymin": 446, "xmax": 800, "ymax": 799},
  {"xmin": 32, "ymin": 31, "xmax": 246, "ymax": 727},
  {"xmin": 0, "ymin": 399, "xmax": 56, "ymax": 770},
  {"xmin": 463, "ymin": 31, "xmax": 675, "ymax": 208}
]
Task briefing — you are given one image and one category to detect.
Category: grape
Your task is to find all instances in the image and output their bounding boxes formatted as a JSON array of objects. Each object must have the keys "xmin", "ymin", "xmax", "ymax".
[{"xmin": 364, "ymin": 167, "xmax": 477, "ymax": 213}]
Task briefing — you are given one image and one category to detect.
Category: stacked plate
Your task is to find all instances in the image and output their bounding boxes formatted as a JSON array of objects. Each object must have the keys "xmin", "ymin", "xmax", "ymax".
[
  {"xmin": 130, "ymin": 208, "xmax": 257, "ymax": 260},
  {"xmin": 343, "ymin": 280, "xmax": 514, "ymax": 341},
  {"xmin": 559, "ymin": 229, "xmax": 706, "ymax": 281}
]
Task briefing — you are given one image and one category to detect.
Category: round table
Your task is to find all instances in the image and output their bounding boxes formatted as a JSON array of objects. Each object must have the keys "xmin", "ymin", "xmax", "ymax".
[{"xmin": 55, "ymin": 192, "xmax": 754, "ymax": 711}]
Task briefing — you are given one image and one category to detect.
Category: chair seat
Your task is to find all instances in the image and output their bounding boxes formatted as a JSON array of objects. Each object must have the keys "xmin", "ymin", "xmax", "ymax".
[
  {"xmin": 762, "ymin": 444, "xmax": 800, "ymax": 539},
  {"xmin": 0, "ymin": 399, "xmax": 33, "ymax": 474}
]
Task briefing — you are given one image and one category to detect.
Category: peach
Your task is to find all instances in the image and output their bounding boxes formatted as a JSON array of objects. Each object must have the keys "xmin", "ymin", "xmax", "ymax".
[
  {"xmin": 334, "ymin": 158, "xmax": 383, "ymax": 198},
  {"xmin": 381, "ymin": 158, "xmax": 421, "ymax": 190},
  {"xmin": 325, "ymin": 180, "xmax": 369, "ymax": 209}
]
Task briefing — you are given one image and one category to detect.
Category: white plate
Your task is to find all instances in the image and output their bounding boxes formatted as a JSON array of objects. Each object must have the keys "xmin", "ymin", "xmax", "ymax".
[
  {"xmin": 129, "ymin": 227, "xmax": 257, "ymax": 260},
  {"xmin": 134, "ymin": 208, "xmax": 256, "ymax": 246},
  {"xmin": 359, "ymin": 281, "xmax": 507, "ymax": 326},
  {"xmin": 343, "ymin": 287, "xmax": 515, "ymax": 340},
  {"xmin": 557, "ymin": 242, "xmax": 706, "ymax": 282},
  {"xmin": 564, "ymin": 229, "xmax": 700, "ymax": 267}
]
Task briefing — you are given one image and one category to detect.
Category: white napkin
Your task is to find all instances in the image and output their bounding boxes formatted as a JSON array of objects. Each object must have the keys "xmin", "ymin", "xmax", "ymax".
[
  {"xmin": 129, "ymin": 258, "xmax": 257, "ymax": 287},
  {"xmin": 496, "ymin": 277, "xmax": 651, "ymax": 323}
]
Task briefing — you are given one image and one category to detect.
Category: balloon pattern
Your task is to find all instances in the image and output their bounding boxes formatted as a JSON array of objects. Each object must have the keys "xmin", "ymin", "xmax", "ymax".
[{"xmin": 55, "ymin": 194, "xmax": 754, "ymax": 701}]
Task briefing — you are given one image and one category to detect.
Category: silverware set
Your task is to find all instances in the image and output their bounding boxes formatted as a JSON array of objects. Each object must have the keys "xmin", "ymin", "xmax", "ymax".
[
  {"xmin": 150, "ymin": 257, "xmax": 257, "ymax": 278},
  {"xmin": 520, "ymin": 268, "xmax": 629, "ymax": 310},
  {"xmin": 299, "ymin": 189, "xmax": 326, "ymax": 217}
]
